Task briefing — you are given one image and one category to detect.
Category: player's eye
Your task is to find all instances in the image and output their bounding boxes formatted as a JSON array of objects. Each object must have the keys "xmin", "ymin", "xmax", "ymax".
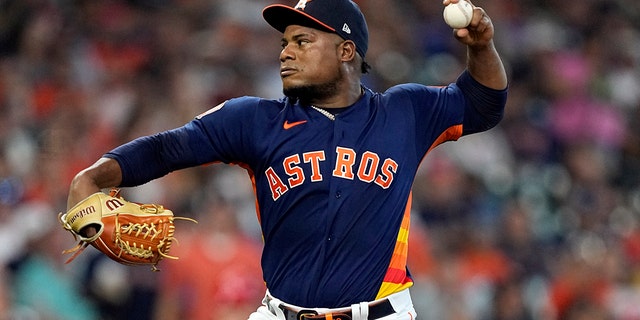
[{"xmin": 281, "ymin": 36, "xmax": 310, "ymax": 49}]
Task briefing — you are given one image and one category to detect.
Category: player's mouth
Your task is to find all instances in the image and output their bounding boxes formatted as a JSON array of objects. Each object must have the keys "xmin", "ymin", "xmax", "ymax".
[{"xmin": 280, "ymin": 66, "xmax": 297, "ymax": 78}]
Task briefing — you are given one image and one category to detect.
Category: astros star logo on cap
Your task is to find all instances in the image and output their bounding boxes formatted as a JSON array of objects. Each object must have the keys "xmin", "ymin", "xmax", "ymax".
[{"xmin": 294, "ymin": 0, "xmax": 312, "ymax": 10}]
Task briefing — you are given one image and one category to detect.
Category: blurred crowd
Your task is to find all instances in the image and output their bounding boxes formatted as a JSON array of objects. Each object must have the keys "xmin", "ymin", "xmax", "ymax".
[{"xmin": 1, "ymin": 0, "xmax": 640, "ymax": 319}]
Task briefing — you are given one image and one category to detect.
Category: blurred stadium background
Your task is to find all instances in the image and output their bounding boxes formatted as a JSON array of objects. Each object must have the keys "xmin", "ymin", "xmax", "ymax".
[{"xmin": 1, "ymin": 0, "xmax": 640, "ymax": 319}]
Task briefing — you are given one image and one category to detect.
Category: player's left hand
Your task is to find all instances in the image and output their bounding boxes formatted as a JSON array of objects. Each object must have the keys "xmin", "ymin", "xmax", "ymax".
[
  {"xmin": 443, "ymin": 0, "xmax": 495, "ymax": 48},
  {"xmin": 59, "ymin": 189, "xmax": 197, "ymax": 271}
]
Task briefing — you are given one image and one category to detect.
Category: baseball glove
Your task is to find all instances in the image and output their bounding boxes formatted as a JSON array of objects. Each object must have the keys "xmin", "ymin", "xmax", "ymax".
[{"xmin": 59, "ymin": 189, "xmax": 196, "ymax": 271}]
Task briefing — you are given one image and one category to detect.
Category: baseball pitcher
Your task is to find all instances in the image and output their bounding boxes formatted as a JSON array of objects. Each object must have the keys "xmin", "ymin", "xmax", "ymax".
[{"xmin": 62, "ymin": 0, "xmax": 508, "ymax": 318}]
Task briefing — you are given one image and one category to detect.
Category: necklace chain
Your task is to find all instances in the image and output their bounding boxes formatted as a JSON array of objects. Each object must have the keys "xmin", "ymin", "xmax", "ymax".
[{"xmin": 310, "ymin": 105, "xmax": 336, "ymax": 121}]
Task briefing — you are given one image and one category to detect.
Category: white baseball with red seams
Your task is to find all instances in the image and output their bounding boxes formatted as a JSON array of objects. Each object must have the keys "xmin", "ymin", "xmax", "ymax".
[{"xmin": 443, "ymin": 0, "xmax": 473, "ymax": 29}]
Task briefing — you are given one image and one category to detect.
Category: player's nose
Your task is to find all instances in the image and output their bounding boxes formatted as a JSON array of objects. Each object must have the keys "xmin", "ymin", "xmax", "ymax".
[{"xmin": 280, "ymin": 45, "xmax": 295, "ymax": 62}]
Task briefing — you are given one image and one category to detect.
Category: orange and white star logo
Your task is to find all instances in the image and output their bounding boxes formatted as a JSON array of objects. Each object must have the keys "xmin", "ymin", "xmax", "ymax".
[{"xmin": 294, "ymin": 0, "xmax": 313, "ymax": 10}]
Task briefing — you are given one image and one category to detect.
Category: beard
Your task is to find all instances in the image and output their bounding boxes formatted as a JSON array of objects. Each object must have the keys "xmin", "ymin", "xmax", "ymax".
[{"xmin": 283, "ymin": 68, "xmax": 343, "ymax": 105}]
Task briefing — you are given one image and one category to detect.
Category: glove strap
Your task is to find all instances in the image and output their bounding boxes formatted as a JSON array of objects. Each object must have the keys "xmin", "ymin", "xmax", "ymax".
[{"xmin": 62, "ymin": 241, "xmax": 90, "ymax": 264}]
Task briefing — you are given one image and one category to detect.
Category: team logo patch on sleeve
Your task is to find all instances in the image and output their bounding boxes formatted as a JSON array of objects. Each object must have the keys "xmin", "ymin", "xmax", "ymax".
[{"xmin": 196, "ymin": 101, "xmax": 227, "ymax": 119}]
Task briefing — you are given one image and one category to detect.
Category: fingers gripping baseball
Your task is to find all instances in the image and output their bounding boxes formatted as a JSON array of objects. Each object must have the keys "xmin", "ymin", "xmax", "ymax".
[{"xmin": 443, "ymin": 0, "xmax": 495, "ymax": 47}]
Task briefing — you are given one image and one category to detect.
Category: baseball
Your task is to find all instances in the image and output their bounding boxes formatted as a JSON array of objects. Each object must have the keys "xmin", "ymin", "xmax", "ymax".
[{"xmin": 443, "ymin": 0, "xmax": 473, "ymax": 29}]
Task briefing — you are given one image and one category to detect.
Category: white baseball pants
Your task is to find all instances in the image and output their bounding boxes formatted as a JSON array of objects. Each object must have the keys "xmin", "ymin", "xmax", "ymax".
[{"xmin": 248, "ymin": 288, "xmax": 417, "ymax": 320}]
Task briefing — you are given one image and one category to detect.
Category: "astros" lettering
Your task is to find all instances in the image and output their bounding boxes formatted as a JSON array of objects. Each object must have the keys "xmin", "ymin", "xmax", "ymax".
[{"xmin": 265, "ymin": 147, "xmax": 398, "ymax": 201}]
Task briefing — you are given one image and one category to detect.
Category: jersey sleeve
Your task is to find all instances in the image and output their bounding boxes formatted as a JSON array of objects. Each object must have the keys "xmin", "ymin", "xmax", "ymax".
[
  {"xmin": 105, "ymin": 96, "xmax": 262, "ymax": 187},
  {"xmin": 383, "ymin": 81, "xmax": 466, "ymax": 155},
  {"xmin": 384, "ymin": 70, "xmax": 507, "ymax": 156},
  {"xmin": 456, "ymin": 70, "xmax": 508, "ymax": 135}
]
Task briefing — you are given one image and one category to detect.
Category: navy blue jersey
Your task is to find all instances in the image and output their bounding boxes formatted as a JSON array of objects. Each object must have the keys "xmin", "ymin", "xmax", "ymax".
[{"xmin": 105, "ymin": 71, "xmax": 506, "ymax": 308}]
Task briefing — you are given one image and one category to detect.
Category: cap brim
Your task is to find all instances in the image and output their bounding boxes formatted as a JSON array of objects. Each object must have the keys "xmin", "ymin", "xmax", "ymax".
[{"xmin": 262, "ymin": 4, "xmax": 335, "ymax": 34}]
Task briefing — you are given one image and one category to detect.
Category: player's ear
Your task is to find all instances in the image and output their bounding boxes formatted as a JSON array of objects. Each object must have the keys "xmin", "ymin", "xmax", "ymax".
[{"xmin": 339, "ymin": 40, "xmax": 357, "ymax": 63}]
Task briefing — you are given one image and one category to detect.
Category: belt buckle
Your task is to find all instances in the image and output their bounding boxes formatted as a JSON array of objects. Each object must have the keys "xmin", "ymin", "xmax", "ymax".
[{"xmin": 297, "ymin": 309, "xmax": 319, "ymax": 320}]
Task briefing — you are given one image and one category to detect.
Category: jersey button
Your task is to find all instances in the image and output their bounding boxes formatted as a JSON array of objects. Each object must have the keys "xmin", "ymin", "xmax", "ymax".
[{"xmin": 335, "ymin": 191, "xmax": 341, "ymax": 199}]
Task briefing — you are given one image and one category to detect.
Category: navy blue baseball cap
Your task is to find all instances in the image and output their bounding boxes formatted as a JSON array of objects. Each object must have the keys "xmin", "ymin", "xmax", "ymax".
[{"xmin": 263, "ymin": 0, "xmax": 369, "ymax": 58}]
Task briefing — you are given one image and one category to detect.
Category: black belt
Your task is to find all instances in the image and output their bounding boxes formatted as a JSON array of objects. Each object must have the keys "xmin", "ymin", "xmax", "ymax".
[{"xmin": 279, "ymin": 299, "xmax": 396, "ymax": 320}]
